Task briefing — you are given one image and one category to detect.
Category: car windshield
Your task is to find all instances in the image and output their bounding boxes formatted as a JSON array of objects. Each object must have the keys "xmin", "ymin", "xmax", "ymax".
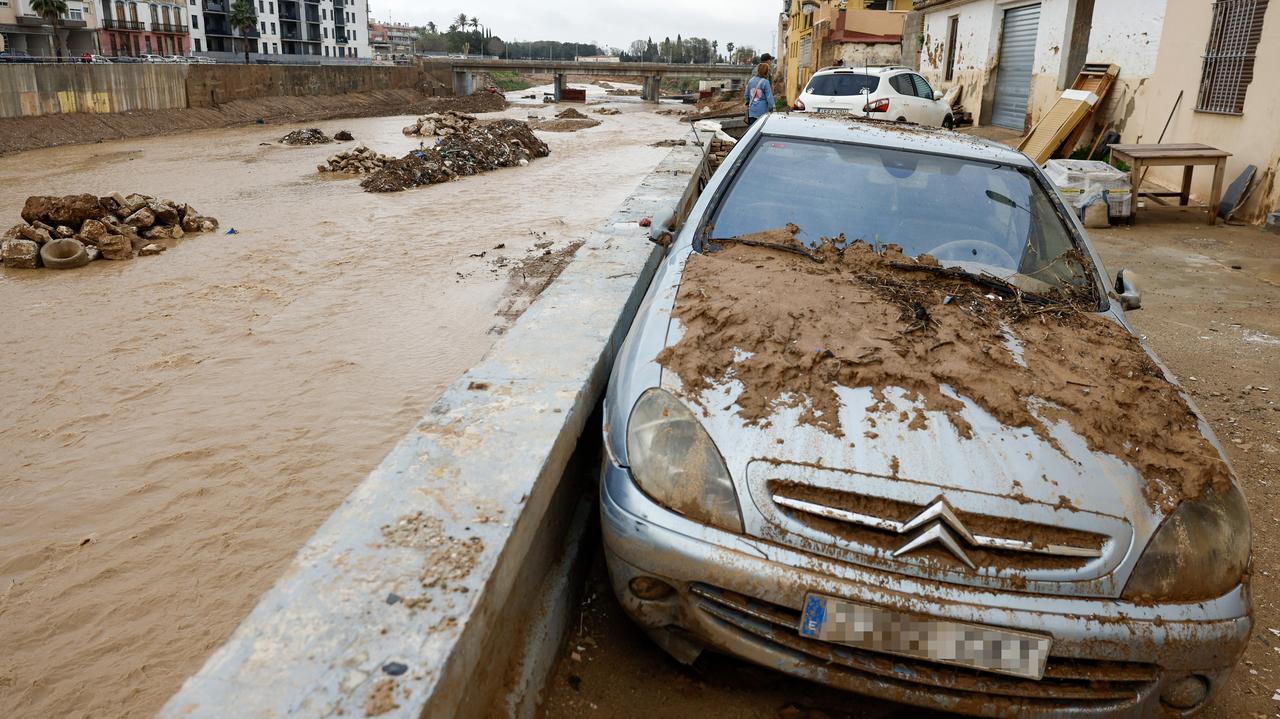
[
  {"xmin": 805, "ymin": 73, "xmax": 878, "ymax": 97},
  {"xmin": 704, "ymin": 136, "xmax": 1093, "ymax": 296}
]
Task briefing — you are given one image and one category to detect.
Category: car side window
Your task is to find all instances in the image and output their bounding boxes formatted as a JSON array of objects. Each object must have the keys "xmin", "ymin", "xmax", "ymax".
[
  {"xmin": 911, "ymin": 74, "xmax": 935, "ymax": 99},
  {"xmin": 889, "ymin": 74, "xmax": 914, "ymax": 96}
]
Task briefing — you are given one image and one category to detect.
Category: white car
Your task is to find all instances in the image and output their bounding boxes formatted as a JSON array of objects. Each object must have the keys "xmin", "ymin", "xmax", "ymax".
[
  {"xmin": 139, "ymin": 54, "xmax": 166, "ymax": 63},
  {"xmin": 794, "ymin": 66, "xmax": 954, "ymax": 128}
]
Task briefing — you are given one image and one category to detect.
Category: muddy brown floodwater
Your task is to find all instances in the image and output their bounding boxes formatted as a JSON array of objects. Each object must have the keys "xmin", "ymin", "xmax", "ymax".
[{"xmin": 0, "ymin": 102, "xmax": 691, "ymax": 719}]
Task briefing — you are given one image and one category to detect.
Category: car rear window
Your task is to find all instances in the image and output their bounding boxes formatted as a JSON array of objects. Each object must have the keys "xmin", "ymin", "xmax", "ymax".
[
  {"xmin": 805, "ymin": 73, "xmax": 879, "ymax": 97},
  {"xmin": 704, "ymin": 137, "xmax": 1090, "ymax": 294}
]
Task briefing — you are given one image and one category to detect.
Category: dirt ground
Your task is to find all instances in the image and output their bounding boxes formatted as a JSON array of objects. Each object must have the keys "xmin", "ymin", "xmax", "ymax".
[
  {"xmin": 539, "ymin": 211, "xmax": 1280, "ymax": 719},
  {"xmin": 0, "ymin": 99, "xmax": 688, "ymax": 719}
]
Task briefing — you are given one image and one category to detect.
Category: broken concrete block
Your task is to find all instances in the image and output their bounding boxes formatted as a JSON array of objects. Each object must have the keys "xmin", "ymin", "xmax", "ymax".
[
  {"xmin": 97, "ymin": 234, "xmax": 135, "ymax": 260},
  {"xmin": 139, "ymin": 243, "xmax": 166, "ymax": 256},
  {"xmin": 20, "ymin": 194, "xmax": 106, "ymax": 226},
  {"xmin": 124, "ymin": 207, "xmax": 156, "ymax": 229},
  {"xmin": 2, "ymin": 238, "xmax": 40, "ymax": 268}
]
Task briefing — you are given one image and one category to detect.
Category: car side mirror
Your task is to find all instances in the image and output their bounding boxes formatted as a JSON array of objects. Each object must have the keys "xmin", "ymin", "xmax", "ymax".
[
  {"xmin": 933, "ymin": 90, "xmax": 943, "ymax": 101},
  {"xmin": 649, "ymin": 210, "xmax": 677, "ymax": 248},
  {"xmin": 1115, "ymin": 269, "xmax": 1142, "ymax": 311}
]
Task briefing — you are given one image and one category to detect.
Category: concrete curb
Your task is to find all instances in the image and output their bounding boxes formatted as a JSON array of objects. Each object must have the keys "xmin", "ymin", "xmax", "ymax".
[{"xmin": 161, "ymin": 138, "xmax": 710, "ymax": 719}]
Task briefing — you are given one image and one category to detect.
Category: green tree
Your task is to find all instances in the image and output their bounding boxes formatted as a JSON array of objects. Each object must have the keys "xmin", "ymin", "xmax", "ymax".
[
  {"xmin": 712, "ymin": 40, "xmax": 718, "ymax": 62},
  {"xmin": 228, "ymin": 0, "xmax": 257, "ymax": 64},
  {"xmin": 426, "ymin": 21, "xmax": 437, "ymax": 34},
  {"xmin": 30, "ymin": 0, "xmax": 68, "ymax": 60},
  {"xmin": 726, "ymin": 42, "xmax": 735, "ymax": 63},
  {"xmin": 453, "ymin": 13, "xmax": 469, "ymax": 32},
  {"xmin": 469, "ymin": 16, "xmax": 479, "ymax": 31}
]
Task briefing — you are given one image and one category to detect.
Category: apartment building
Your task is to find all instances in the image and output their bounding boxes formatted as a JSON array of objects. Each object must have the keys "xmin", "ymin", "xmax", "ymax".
[
  {"xmin": 95, "ymin": 0, "xmax": 188, "ymax": 57},
  {"xmin": 187, "ymin": 0, "xmax": 371, "ymax": 61},
  {"xmin": 1, "ymin": 0, "xmax": 99, "ymax": 57}
]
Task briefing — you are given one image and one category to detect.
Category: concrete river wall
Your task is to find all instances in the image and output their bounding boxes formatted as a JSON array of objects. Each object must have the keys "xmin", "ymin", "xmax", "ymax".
[
  {"xmin": 160, "ymin": 136, "xmax": 713, "ymax": 719},
  {"xmin": 0, "ymin": 62, "xmax": 455, "ymax": 118}
]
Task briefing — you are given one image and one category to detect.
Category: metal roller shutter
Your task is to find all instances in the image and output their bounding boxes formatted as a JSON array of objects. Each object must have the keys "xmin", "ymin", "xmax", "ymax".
[{"xmin": 992, "ymin": 4, "xmax": 1041, "ymax": 130}]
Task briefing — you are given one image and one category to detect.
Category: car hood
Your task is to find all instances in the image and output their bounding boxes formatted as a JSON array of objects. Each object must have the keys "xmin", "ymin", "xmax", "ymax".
[{"xmin": 613, "ymin": 246, "xmax": 1233, "ymax": 599}]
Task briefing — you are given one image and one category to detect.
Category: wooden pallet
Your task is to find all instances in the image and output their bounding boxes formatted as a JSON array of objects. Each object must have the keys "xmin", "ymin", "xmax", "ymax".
[{"xmin": 1017, "ymin": 63, "xmax": 1119, "ymax": 165}]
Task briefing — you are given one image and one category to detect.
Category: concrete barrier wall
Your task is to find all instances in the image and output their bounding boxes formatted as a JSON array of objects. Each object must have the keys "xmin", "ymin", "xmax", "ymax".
[
  {"xmin": 0, "ymin": 64, "xmax": 189, "ymax": 118},
  {"xmin": 0, "ymin": 62, "xmax": 453, "ymax": 118},
  {"xmin": 160, "ymin": 138, "xmax": 712, "ymax": 719}
]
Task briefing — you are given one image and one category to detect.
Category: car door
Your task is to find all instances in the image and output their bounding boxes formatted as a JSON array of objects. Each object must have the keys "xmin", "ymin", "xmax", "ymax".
[{"xmin": 908, "ymin": 73, "xmax": 947, "ymax": 126}]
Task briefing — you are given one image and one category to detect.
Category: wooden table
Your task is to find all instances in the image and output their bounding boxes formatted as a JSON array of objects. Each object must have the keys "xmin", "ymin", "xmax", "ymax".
[{"xmin": 1108, "ymin": 143, "xmax": 1231, "ymax": 225}]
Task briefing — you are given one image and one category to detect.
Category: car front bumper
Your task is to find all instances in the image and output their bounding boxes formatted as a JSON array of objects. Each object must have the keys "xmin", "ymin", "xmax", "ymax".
[{"xmin": 600, "ymin": 458, "xmax": 1251, "ymax": 718}]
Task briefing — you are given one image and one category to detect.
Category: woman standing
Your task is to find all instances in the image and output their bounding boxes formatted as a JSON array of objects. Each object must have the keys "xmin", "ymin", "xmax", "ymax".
[{"xmin": 744, "ymin": 62, "xmax": 775, "ymax": 126}]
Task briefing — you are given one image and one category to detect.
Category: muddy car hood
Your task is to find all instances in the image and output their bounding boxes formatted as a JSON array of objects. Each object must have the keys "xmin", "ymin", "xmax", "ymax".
[{"xmin": 606, "ymin": 245, "xmax": 1232, "ymax": 599}]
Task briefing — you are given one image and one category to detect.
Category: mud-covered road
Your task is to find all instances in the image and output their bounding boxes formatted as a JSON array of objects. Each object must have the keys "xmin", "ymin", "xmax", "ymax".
[
  {"xmin": 540, "ymin": 213, "xmax": 1280, "ymax": 719},
  {"xmin": 0, "ymin": 99, "xmax": 692, "ymax": 719}
]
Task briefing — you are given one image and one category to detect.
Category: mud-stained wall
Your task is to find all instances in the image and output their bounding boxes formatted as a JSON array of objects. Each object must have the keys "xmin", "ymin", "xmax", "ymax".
[
  {"xmin": 916, "ymin": 0, "xmax": 1164, "ymax": 133},
  {"xmin": 838, "ymin": 42, "xmax": 903, "ymax": 67},
  {"xmin": 185, "ymin": 64, "xmax": 438, "ymax": 108},
  {"xmin": 0, "ymin": 64, "xmax": 189, "ymax": 118},
  {"xmin": 1123, "ymin": 0, "xmax": 1280, "ymax": 221},
  {"xmin": 0, "ymin": 62, "xmax": 453, "ymax": 119}
]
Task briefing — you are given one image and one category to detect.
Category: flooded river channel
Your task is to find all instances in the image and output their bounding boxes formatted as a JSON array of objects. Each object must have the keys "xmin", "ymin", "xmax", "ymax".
[{"xmin": 0, "ymin": 101, "xmax": 686, "ymax": 718}]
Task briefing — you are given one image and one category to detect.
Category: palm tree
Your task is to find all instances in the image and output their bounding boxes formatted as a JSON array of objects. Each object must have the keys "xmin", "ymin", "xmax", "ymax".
[
  {"xmin": 426, "ymin": 21, "xmax": 437, "ymax": 34},
  {"xmin": 469, "ymin": 16, "xmax": 479, "ymax": 31},
  {"xmin": 30, "ymin": 0, "xmax": 68, "ymax": 60},
  {"xmin": 712, "ymin": 40, "xmax": 719, "ymax": 62},
  {"xmin": 228, "ymin": 0, "xmax": 257, "ymax": 65},
  {"xmin": 454, "ymin": 13, "xmax": 468, "ymax": 32},
  {"xmin": 726, "ymin": 41, "xmax": 735, "ymax": 64}
]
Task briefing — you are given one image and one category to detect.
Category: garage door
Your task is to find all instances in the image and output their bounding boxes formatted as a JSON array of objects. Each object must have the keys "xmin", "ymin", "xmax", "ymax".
[{"xmin": 991, "ymin": 3, "xmax": 1040, "ymax": 130}]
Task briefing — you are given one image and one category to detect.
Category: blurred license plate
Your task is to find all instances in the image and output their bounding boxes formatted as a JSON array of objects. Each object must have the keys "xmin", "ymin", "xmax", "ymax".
[
  {"xmin": 799, "ymin": 594, "xmax": 1051, "ymax": 679},
  {"xmin": 815, "ymin": 108, "xmax": 847, "ymax": 114}
]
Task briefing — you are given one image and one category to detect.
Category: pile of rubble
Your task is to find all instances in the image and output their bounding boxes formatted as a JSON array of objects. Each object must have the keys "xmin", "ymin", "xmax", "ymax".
[
  {"xmin": 361, "ymin": 119, "xmax": 550, "ymax": 193},
  {"xmin": 281, "ymin": 128, "xmax": 333, "ymax": 145},
  {"xmin": 317, "ymin": 146, "xmax": 396, "ymax": 175},
  {"xmin": 402, "ymin": 111, "xmax": 475, "ymax": 138},
  {"xmin": 707, "ymin": 135, "xmax": 735, "ymax": 172},
  {"xmin": 657, "ymin": 108, "xmax": 691, "ymax": 117},
  {"xmin": 2, "ymin": 193, "xmax": 219, "ymax": 269},
  {"xmin": 607, "ymin": 88, "xmax": 642, "ymax": 97},
  {"xmin": 594, "ymin": 107, "xmax": 621, "ymax": 116},
  {"xmin": 334, "ymin": 130, "xmax": 354, "ymax": 141},
  {"xmin": 528, "ymin": 107, "xmax": 601, "ymax": 133}
]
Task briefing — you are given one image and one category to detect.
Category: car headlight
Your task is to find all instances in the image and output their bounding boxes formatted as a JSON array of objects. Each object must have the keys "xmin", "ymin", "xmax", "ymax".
[
  {"xmin": 1121, "ymin": 485, "xmax": 1251, "ymax": 602},
  {"xmin": 625, "ymin": 387, "xmax": 743, "ymax": 533}
]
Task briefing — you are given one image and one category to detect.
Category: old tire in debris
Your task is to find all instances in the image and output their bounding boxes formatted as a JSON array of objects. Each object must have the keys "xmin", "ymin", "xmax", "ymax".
[
  {"xmin": 40, "ymin": 238, "xmax": 90, "ymax": 269},
  {"xmin": 943, "ymin": 114, "xmax": 955, "ymax": 130}
]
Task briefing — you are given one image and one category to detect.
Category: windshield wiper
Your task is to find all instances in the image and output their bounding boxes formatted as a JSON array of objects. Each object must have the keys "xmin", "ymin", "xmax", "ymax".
[{"xmin": 887, "ymin": 262, "xmax": 1060, "ymax": 305}]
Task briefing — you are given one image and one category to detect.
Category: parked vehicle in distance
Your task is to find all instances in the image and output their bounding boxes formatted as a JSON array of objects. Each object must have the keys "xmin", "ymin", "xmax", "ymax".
[
  {"xmin": 89, "ymin": 54, "xmax": 113, "ymax": 64},
  {"xmin": 163, "ymin": 55, "xmax": 187, "ymax": 63},
  {"xmin": 794, "ymin": 66, "xmax": 954, "ymax": 128},
  {"xmin": 193, "ymin": 56, "xmax": 217, "ymax": 64},
  {"xmin": 111, "ymin": 55, "xmax": 143, "ymax": 63},
  {"xmin": 600, "ymin": 113, "xmax": 1251, "ymax": 718},
  {"xmin": 0, "ymin": 49, "xmax": 34, "ymax": 63},
  {"xmin": 139, "ymin": 54, "xmax": 166, "ymax": 63}
]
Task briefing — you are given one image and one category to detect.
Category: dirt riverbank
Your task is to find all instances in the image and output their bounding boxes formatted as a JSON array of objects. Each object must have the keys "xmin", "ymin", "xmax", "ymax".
[
  {"xmin": 0, "ymin": 100, "xmax": 682, "ymax": 719},
  {"xmin": 0, "ymin": 90, "xmax": 506, "ymax": 156}
]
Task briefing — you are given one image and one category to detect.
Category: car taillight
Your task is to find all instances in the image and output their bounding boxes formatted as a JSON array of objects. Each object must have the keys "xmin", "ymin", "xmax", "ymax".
[
  {"xmin": 793, "ymin": 99, "xmax": 805, "ymax": 111},
  {"xmin": 863, "ymin": 98, "xmax": 889, "ymax": 113}
]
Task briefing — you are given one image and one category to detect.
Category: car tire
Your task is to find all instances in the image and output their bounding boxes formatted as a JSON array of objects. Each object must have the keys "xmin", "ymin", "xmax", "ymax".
[
  {"xmin": 40, "ymin": 238, "xmax": 90, "ymax": 269},
  {"xmin": 896, "ymin": 117, "xmax": 907, "ymax": 122},
  {"xmin": 943, "ymin": 114, "xmax": 955, "ymax": 129}
]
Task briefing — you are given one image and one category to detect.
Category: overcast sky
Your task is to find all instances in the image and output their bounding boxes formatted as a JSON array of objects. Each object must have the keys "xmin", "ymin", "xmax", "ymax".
[{"xmin": 368, "ymin": 0, "xmax": 782, "ymax": 55}]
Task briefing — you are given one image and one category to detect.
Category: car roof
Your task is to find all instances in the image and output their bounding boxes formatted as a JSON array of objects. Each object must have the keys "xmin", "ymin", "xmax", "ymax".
[
  {"xmin": 757, "ymin": 113, "xmax": 1035, "ymax": 168},
  {"xmin": 811, "ymin": 65, "xmax": 912, "ymax": 77}
]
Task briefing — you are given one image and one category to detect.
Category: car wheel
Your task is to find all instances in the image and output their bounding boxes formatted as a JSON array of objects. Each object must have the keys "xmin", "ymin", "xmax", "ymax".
[
  {"xmin": 943, "ymin": 114, "xmax": 955, "ymax": 129},
  {"xmin": 896, "ymin": 117, "xmax": 907, "ymax": 123}
]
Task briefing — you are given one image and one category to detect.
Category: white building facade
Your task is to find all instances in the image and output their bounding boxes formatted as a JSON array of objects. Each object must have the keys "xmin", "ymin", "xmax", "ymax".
[{"xmin": 186, "ymin": 0, "xmax": 371, "ymax": 62}]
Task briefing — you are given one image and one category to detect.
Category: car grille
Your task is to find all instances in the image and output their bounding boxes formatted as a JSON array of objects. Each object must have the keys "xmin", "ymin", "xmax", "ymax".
[
  {"xmin": 768, "ymin": 481, "xmax": 1108, "ymax": 574},
  {"xmin": 689, "ymin": 583, "xmax": 1158, "ymax": 705}
]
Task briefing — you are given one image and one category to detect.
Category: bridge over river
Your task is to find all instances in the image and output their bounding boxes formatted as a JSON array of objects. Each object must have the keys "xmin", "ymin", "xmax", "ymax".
[{"xmin": 426, "ymin": 58, "xmax": 755, "ymax": 101}]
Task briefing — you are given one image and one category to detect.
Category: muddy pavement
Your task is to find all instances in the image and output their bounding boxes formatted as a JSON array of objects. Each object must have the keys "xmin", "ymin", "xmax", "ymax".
[
  {"xmin": 0, "ymin": 102, "xmax": 685, "ymax": 719},
  {"xmin": 540, "ymin": 214, "xmax": 1280, "ymax": 718}
]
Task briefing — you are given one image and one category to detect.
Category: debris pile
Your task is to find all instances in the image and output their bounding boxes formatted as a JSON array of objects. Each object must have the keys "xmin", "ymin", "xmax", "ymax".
[
  {"xmin": 595, "ymin": 107, "xmax": 622, "ymax": 116},
  {"xmin": 334, "ymin": 130, "xmax": 355, "ymax": 141},
  {"xmin": 317, "ymin": 146, "xmax": 397, "ymax": 175},
  {"xmin": 696, "ymin": 98, "xmax": 746, "ymax": 117},
  {"xmin": 650, "ymin": 139, "xmax": 687, "ymax": 148},
  {"xmin": 657, "ymin": 108, "xmax": 691, "ymax": 117},
  {"xmin": 607, "ymin": 88, "xmax": 642, "ymax": 97},
  {"xmin": 2, "ymin": 193, "xmax": 220, "ymax": 270},
  {"xmin": 707, "ymin": 135, "xmax": 735, "ymax": 172},
  {"xmin": 280, "ymin": 128, "xmax": 333, "ymax": 145},
  {"xmin": 658, "ymin": 226, "xmax": 1230, "ymax": 510},
  {"xmin": 361, "ymin": 119, "xmax": 550, "ymax": 193},
  {"xmin": 528, "ymin": 107, "xmax": 601, "ymax": 133},
  {"xmin": 402, "ymin": 111, "xmax": 475, "ymax": 137}
]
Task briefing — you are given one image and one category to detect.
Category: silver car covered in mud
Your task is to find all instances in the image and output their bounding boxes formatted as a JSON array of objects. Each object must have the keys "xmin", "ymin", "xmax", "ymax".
[{"xmin": 600, "ymin": 114, "xmax": 1252, "ymax": 717}]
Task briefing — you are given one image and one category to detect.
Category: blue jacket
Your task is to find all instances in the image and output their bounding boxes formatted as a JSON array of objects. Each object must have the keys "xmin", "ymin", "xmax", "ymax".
[{"xmin": 744, "ymin": 75, "xmax": 774, "ymax": 119}]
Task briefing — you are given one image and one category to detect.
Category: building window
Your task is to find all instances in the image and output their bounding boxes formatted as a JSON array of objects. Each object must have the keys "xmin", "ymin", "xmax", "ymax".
[
  {"xmin": 194, "ymin": 38, "xmax": 201, "ymax": 51},
  {"xmin": 260, "ymin": 20, "xmax": 265, "ymax": 32},
  {"xmin": 1197, "ymin": 0, "xmax": 1270, "ymax": 114},
  {"xmin": 944, "ymin": 15, "xmax": 959, "ymax": 81},
  {"xmin": 323, "ymin": 26, "xmax": 328, "ymax": 37},
  {"xmin": 192, "ymin": 15, "xmax": 197, "ymax": 28},
  {"xmin": 69, "ymin": 8, "xmax": 83, "ymax": 19},
  {"xmin": 273, "ymin": 42, "xmax": 278, "ymax": 52},
  {"xmin": 258, "ymin": 0, "xmax": 263, "ymax": 10},
  {"xmin": 270, "ymin": 21, "xmax": 275, "ymax": 33}
]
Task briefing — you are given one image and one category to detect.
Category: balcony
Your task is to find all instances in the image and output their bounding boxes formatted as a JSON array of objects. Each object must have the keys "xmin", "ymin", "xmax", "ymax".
[
  {"xmin": 156, "ymin": 23, "xmax": 189, "ymax": 34},
  {"xmin": 205, "ymin": 1, "xmax": 227, "ymax": 13},
  {"xmin": 335, "ymin": 33, "xmax": 348, "ymax": 44},
  {"xmin": 17, "ymin": 14, "xmax": 88, "ymax": 28},
  {"xmin": 205, "ymin": 25, "xmax": 260, "ymax": 38},
  {"xmin": 102, "ymin": 18, "xmax": 145, "ymax": 31}
]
